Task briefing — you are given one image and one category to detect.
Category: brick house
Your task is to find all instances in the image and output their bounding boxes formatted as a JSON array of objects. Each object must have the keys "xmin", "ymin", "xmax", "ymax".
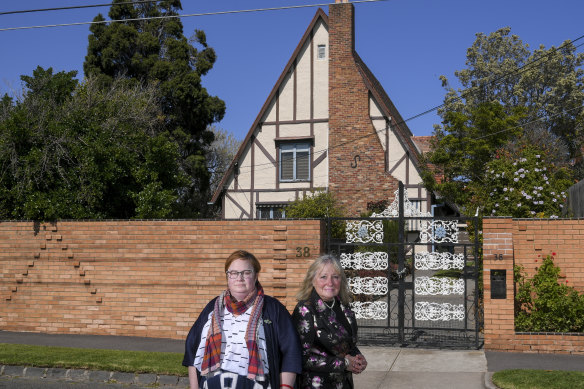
[{"xmin": 211, "ymin": 0, "xmax": 437, "ymax": 219}]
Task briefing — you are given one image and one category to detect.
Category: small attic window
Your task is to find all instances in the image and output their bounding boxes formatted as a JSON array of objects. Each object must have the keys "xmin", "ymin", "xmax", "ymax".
[{"xmin": 317, "ymin": 44, "xmax": 326, "ymax": 60}]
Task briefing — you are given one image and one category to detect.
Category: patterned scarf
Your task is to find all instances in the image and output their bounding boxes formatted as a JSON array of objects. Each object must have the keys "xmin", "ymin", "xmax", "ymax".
[{"xmin": 200, "ymin": 282, "xmax": 265, "ymax": 379}]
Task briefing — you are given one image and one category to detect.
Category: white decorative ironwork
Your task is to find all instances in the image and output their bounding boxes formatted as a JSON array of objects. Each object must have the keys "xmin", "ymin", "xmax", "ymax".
[
  {"xmin": 414, "ymin": 302, "xmax": 465, "ymax": 321},
  {"xmin": 348, "ymin": 277, "xmax": 388, "ymax": 295},
  {"xmin": 340, "ymin": 252, "xmax": 388, "ymax": 270},
  {"xmin": 414, "ymin": 276, "xmax": 464, "ymax": 295},
  {"xmin": 371, "ymin": 189, "xmax": 431, "ymax": 218},
  {"xmin": 414, "ymin": 252, "xmax": 464, "ymax": 270},
  {"xmin": 419, "ymin": 220, "xmax": 459, "ymax": 243},
  {"xmin": 345, "ymin": 220, "xmax": 384, "ymax": 243},
  {"xmin": 350, "ymin": 301, "xmax": 388, "ymax": 320}
]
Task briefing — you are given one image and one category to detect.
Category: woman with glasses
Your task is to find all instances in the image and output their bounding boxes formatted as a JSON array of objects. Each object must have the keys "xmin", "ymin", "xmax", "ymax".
[
  {"xmin": 183, "ymin": 250, "xmax": 301, "ymax": 389},
  {"xmin": 292, "ymin": 255, "xmax": 367, "ymax": 389}
]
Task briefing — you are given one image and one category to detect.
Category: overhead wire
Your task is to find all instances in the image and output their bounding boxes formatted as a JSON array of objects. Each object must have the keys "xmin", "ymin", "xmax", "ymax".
[
  {"xmin": 219, "ymin": 35, "xmax": 584, "ymax": 179},
  {"xmin": 3, "ymin": 0, "xmax": 579, "ymax": 146},
  {"xmin": 0, "ymin": 0, "xmax": 388, "ymax": 32},
  {"xmin": 402, "ymin": 35, "xmax": 584, "ymax": 124},
  {"xmin": 0, "ymin": 1, "xmax": 160, "ymax": 16},
  {"xmin": 2, "ymin": 0, "xmax": 582, "ymax": 180}
]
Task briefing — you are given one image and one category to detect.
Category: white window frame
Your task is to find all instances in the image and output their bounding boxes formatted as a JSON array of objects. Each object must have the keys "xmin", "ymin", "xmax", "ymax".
[
  {"xmin": 317, "ymin": 44, "xmax": 326, "ymax": 60},
  {"xmin": 280, "ymin": 142, "xmax": 310, "ymax": 182}
]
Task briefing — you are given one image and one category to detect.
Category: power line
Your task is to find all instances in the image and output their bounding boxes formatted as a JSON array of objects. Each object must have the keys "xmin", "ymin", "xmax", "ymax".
[
  {"xmin": 0, "ymin": 0, "xmax": 388, "ymax": 32},
  {"xmin": 3, "ymin": 0, "xmax": 578, "ymax": 137},
  {"xmin": 401, "ymin": 35, "xmax": 584, "ymax": 125},
  {"xmin": 0, "ymin": 1, "xmax": 160, "ymax": 16},
  {"xmin": 223, "ymin": 38, "xmax": 584, "ymax": 179},
  {"xmin": 3, "ymin": 0, "xmax": 581, "ymax": 176},
  {"xmin": 474, "ymin": 105, "xmax": 583, "ymax": 142}
]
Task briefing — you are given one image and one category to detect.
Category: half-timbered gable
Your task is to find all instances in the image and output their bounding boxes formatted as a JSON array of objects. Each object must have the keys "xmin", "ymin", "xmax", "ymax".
[{"xmin": 212, "ymin": 1, "xmax": 435, "ymax": 219}]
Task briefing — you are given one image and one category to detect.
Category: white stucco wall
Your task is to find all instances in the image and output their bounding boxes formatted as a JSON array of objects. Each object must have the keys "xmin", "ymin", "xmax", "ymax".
[
  {"xmin": 296, "ymin": 40, "xmax": 312, "ymax": 120},
  {"xmin": 222, "ymin": 19, "xmax": 330, "ymax": 219},
  {"xmin": 253, "ymin": 124, "xmax": 277, "ymax": 189},
  {"xmin": 313, "ymin": 21, "xmax": 328, "ymax": 119},
  {"xmin": 278, "ymin": 71, "xmax": 294, "ymax": 121}
]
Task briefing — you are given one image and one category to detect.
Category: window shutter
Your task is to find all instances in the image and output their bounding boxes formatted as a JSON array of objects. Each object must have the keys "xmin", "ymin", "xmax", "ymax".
[
  {"xmin": 296, "ymin": 151, "xmax": 309, "ymax": 180},
  {"xmin": 281, "ymin": 151, "xmax": 294, "ymax": 180}
]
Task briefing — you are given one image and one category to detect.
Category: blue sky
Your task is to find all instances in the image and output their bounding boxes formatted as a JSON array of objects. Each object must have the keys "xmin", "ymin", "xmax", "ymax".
[{"xmin": 1, "ymin": 0, "xmax": 583, "ymax": 140}]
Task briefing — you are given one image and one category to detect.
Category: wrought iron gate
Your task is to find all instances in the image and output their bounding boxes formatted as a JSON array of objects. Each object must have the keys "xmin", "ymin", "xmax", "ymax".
[{"xmin": 326, "ymin": 184, "xmax": 482, "ymax": 349}]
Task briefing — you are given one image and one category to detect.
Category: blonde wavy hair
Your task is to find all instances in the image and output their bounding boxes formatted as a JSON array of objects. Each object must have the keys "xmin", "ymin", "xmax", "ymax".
[{"xmin": 296, "ymin": 254, "xmax": 353, "ymax": 305}]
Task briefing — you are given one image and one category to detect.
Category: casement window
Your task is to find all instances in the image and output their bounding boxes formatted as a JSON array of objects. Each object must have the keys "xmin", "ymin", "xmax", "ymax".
[
  {"xmin": 256, "ymin": 204, "xmax": 286, "ymax": 219},
  {"xmin": 280, "ymin": 143, "xmax": 310, "ymax": 182}
]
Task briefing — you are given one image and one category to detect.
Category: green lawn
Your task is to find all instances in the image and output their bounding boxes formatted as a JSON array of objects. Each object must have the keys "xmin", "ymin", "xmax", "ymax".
[
  {"xmin": 492, "ymin": 369, "xmax": 584, "ymax": 389},
  {"xmin": 0, "ymin": 343, "xmax": 188, "ymax": 376},
  {"xmin": 2, "ymin": 343, "xmax": 584, "ymax": 388}
]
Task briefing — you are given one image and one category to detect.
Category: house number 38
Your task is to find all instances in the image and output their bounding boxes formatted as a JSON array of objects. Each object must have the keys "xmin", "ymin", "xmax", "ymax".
[{"xmin": 296, "ymin": 247, "xmax": 310, "ymax": 257}]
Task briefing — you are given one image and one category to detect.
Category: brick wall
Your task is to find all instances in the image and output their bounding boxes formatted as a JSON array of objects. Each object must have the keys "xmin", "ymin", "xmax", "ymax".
[
  {"xmin": 0, "ymin": 220, "xmax": 324, "ymax": 340},
  {"xmin": 5, "ymin": 216, "xmax": 583, "ymax": 351},
  {"xmin": 483, "ymin": 217, "xmax": 584, "ymax": 354},
  {"xmin": 328, "ymin": 2, "xmax": 399, "ymax": 217}
]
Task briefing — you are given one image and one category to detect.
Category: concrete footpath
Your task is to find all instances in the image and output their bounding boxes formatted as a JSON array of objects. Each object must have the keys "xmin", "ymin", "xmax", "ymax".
[{"xmin": 2, "ymin": 331, "xmax": 584, "ymax": 388}]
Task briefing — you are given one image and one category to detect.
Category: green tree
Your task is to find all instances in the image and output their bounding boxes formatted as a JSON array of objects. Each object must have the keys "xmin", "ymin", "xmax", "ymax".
[
  {"xmin": 423, "ymin": 102, "xmax": 525, "ymax": 211},
  {"xmin": 440, "ymin": 27, "xmax": 584, "ymax": 157},
  {"xmin": 0, "ymin": 66, "xmax": 186, "ymax": 220},
  {"xmin": 426, "ymin": 28, "xmax": 584, "ymax": 214},
  {"xmin": 84, "ymin": 0, "xmax": 225, "ymax": 217},
  {"xmin": 470, "ymin": 145, "xmax": 572, "ymax": 218}
]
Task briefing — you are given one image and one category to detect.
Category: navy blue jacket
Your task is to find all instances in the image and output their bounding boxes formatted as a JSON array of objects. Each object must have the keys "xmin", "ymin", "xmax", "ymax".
[{"xmin": 183, "ymin": 295, "xmax": 302, "ymax": 389}]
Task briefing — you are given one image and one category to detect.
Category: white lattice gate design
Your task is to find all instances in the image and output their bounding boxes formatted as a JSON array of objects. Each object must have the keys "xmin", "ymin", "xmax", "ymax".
[{"xmin": 326, "ymin": 183, "xmax": 482, "ymax": 349}]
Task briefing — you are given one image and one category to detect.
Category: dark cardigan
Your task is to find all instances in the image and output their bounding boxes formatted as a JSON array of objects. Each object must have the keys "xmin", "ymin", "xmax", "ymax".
[
  {"xmin": 183, "ymin": 295, "xmax": 302, "ymax": 389},
  {"xmin": 291, "ymin": 289, "xmax": 361, "ymax": 389}
]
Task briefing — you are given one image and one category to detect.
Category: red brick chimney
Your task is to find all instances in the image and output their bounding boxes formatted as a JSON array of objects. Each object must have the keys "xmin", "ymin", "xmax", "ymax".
[{"xmin": 328, "ymin": 1, "xmax": 399, "ymax": 216}]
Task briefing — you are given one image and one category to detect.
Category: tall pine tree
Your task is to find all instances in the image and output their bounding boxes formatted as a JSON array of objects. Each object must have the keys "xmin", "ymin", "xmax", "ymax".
[{"xmin": 84, "ymin": 0, "xmax": 225, "ymax": 217}]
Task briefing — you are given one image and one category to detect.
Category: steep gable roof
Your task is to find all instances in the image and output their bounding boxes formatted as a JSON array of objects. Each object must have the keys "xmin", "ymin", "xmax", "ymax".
[
  {"xmin": 211, "ymin": 8, "xmax": 328, "ymax": 204},
  {"xmin": 353, "ymin": 53, "xmax": 424, "ymax": 172},
  {"xmin": 211, "ymin": 7, "xmax": 430, "ymax": 204}
]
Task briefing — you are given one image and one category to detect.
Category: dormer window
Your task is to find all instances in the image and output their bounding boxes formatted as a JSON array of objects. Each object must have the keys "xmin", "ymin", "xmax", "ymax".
[{"xmin": 317, "ymin": 44, "xmax": 326, "ymax": 60}]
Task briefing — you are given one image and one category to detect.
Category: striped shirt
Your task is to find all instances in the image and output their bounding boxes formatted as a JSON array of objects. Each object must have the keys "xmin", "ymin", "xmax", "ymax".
[{"xmin": 194, "ymin": 305, "xmax": 269, "ymax": 376}]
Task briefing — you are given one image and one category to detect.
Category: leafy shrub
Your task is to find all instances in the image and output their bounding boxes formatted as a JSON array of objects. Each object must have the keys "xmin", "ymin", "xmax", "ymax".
[
  {"xmin": 475, "ymin": 146, "xmax": 572, "ymax": 218},
  {"xmin": 285, "ymin": 191, "xmax": 345, "ymax": 239},
  {"xmin": 514, "ymin": 254, "xmax": 584, "ymax": 332}
]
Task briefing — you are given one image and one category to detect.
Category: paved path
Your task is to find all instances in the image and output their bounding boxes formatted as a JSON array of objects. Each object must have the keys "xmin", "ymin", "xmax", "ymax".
[{"xmin": 354, "ymin": 347, "xmax": 488, "ymax": 389}]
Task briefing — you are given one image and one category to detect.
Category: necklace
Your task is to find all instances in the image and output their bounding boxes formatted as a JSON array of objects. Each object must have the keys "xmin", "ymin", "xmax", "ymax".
[{"xmin": 323, "ymin": 299, "xmax": 335, "ymax": 309}]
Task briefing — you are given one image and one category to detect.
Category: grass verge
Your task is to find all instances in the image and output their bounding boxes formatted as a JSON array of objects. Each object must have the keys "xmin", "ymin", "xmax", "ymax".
[
  {"xmin": 492, "ymin": 369, "xmax": 584, "ymax": 389},
  {"xmin": 0, "ymin": 343, "xmax": 187, "ymax": 376}
]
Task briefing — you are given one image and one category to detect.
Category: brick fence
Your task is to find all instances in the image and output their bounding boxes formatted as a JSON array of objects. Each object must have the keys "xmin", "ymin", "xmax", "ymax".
[
  {"xmin": 3, "ymin": 217, "xmax": 584, "ymax": 353},
  {"xmin": 483, "ymin": 217, "xmax": 584, "ymax": 354},
  {"xmin": 0, "ymin": 220, "xmax": 323, "ymax": 340}
]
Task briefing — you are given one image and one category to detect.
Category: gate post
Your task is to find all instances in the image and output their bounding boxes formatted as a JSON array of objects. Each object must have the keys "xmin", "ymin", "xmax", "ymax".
[
  {"xmin": 397, "ymin": 182, "xmax": 405, "ymax": 343},
  {"xmin": 482, "ymin": 217, "xmax": 515, "ymax": 351}
]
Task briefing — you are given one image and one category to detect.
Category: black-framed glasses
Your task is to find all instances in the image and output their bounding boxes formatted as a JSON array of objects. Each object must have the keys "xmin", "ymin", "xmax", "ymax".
[{"xmin": 226, "ymin": 269, "xmax": 254, "ymax": 279}]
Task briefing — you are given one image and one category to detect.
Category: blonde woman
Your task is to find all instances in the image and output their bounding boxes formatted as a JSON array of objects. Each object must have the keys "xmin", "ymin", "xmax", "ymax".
[
  {"xmin": 183, "ymin": 250, "xmax": 301, "ymax": 389},
  {"xmin": 292, "ymin": 255, "xmax": 367, "ymax": 389}
]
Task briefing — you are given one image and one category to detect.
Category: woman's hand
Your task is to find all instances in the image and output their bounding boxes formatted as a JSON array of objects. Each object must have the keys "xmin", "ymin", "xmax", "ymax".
[
  {"xmin": 345, "ymin": 353, "xmax": 367, "ymax": 374},
  {"xmin": 188, "ymin": 366, "xmax": 199, "ymax": 389},
  {"xmin": 355, "ymin": 354, "xmax": 367, "ymax": 373}
]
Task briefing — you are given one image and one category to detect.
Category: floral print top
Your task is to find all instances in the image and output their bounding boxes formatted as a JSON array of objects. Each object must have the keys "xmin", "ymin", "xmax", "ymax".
[{"xmin": 292, "ymin": 289, "xmax": 360, "ymax": 389}]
